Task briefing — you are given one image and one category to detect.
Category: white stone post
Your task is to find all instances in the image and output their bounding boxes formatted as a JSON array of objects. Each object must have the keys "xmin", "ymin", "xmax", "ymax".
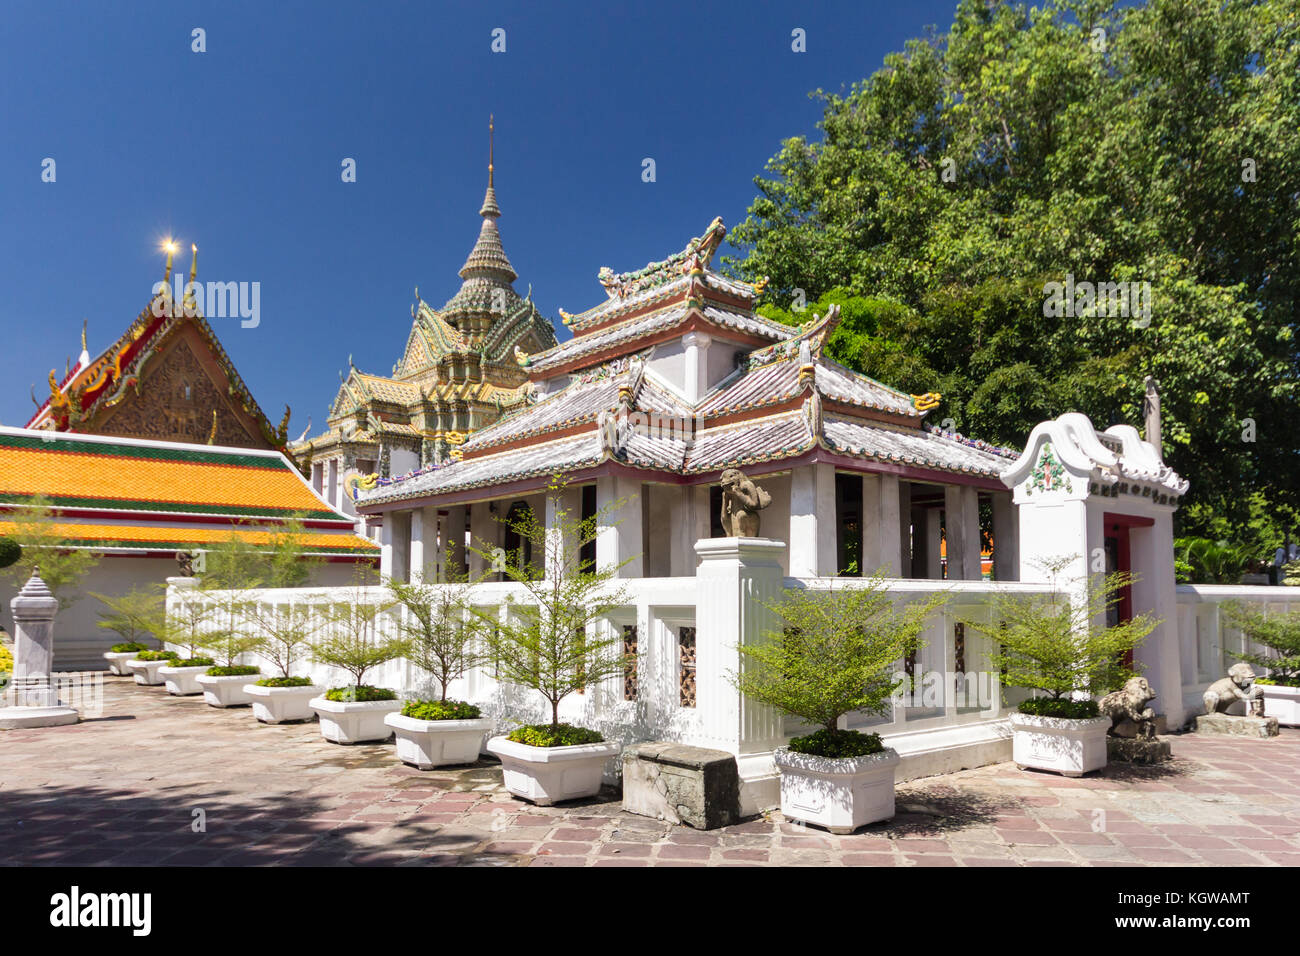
[
  {"xmin": 468, "ymin": 502, "xmax": 497, "ymax": 578},
  {"xmin": 409, "ymin": 507, "xmax": 429, "ymax": 583},
  {"xmin": 693, "ymin": 537, "xmax": 787, "ymax": 814},
  {"xmin": 596, "ymin": 475, "xmax": 644, "ymax": 577},
  {"xmin": 861, "ymin": 473, "xmax": 904, "ymax": 576},
  {"xmin": 1, "ymin": 569, "xmax": 78, "ymax": 727},
  {"xmin": 790, "ymin": 462, "xmax": 835, "ymax": 577},
  {"xmin": 682, "ymin": 332, "xmax": 712, "ymax": 404},
  {"xmin": 991, "ymin": 491, "xmax": 1019, "ymax": 582},
  {"xmin": 944, "ymin": 484, "xmax": 981, "ymax": 580}
]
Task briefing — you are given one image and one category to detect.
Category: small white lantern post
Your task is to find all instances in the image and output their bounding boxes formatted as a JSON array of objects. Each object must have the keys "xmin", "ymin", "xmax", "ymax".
[{"xmin": 0, "ymin": 567, "xmax": 79, "ymax": 728}]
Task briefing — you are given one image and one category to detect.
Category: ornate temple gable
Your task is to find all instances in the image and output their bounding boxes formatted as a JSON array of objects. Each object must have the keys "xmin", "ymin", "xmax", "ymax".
[{"xmin": 27, "ymin": 249, "xmax": 289, "ymax": 454}]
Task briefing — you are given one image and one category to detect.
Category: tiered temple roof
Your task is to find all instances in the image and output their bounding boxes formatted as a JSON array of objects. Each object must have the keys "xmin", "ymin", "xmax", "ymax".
[
  {"xmin": 359, "ymin": 218, "xmax": 1019, "ymax": 507},
  {"xmin": 0, "ymin": 427, "xmax": 377, "ymax": 560},
  {"xmin": 25, "ymin": 246, "xmax": 291, "ymax": 453},
  {"xmin": 292, "ymin": 126, "xmax": 558, "ymax": 479}
]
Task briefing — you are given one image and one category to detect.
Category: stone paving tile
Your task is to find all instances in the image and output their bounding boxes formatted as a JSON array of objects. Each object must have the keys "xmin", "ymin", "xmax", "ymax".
[{"xmin": 2, "ymin": 676, "xmax": 1299, "ymax": 867}]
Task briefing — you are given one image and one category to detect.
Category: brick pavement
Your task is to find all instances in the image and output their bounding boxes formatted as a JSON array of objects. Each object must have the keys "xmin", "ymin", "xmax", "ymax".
[{"xmin": 1, "ymin": 676, "xmax": 1297, "ymax": 866}]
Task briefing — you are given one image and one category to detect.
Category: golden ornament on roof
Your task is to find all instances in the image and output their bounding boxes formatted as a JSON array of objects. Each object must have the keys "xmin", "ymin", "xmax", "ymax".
[{"xmin": 911, "ymin": 392, "xmax": 942, "ymax": 412}]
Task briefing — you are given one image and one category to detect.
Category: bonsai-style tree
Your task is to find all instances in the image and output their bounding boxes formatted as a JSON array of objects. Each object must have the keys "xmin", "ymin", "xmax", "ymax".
[
  {"xmin": 92, "ymin": 584, "xmax": 165, "ymax": 652},
  {"xmin": 1223, "ymin": 601, "xmax": 1300, "ymax": 687},
  {"xmin": 388, "ymin": 546, "xmax": 486, "ymax": 702},
  {"xmin": 250, "ymin": 600, "xmax": 324, "ymax": 682},
  {"xmin": 1, "ymin": 494, "xmax": 100, "ymax": 610},
  {"xmin": 151, "ymin": 583, "xmax": 221, "ymax": 661},
  {"xmin": 731, "ymin": 573, "xmax": 946, "ymax": 757},
  {"xmin": 311, "ymin": 573, "xmax": 407, "ymax": 701},
  {"xmin": 197, "ymin": 532, "xmax": 266, "ymax": 669},
  {"xmin": 964, "ymin": 555, "xmax": 1157, "ymax": 718},
  {"xmin": 472, "ymin": 476, "xmax": 632, "ymax": 741}
]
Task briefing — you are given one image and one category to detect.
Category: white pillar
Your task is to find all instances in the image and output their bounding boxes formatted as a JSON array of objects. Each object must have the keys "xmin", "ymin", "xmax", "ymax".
[
  {"xmin": 693, "ymin": 537, "xmax": 787, "ymax": 814},
  {"xmin": 409, "ymin": 507, "xmax": 429, "ymax": 583},
  {"xmin": 327, "ymin": 459, "xmax": 339, "ymax": 509},
  {"xmin": 861, "ymin": 473, "xmax": 903, "ymax": 576},
  {"xmin": 682, "ymin": 332, "xmax": 712, "ymax": 404},
  {"xmin": 923, "ymin": 507, "xmax": 943, "ymax": 579},
  {"xmin": 544, "ymin": 487, "xmax": 580, "ymax": 579},
  {"xmin": 379, "ymin": 515, "xmax": 396, "ymax": 580},
  {"xmin": 444, "ymin": 504, "xmax": 466, "ymax": 580},
  {"xmin": 991, "ymin": 491, "xmax": 1019, "ymax": 582},
  {"xmin": 468, "ymin": 502, "xmax": 496, "ymax": 578},
  {"xmin": 944, "ymin": 484, "xmax": 981, "ymax": 580},
  {"xmin": 597, "ymin": 475, "xmax": 644, "ymax": 577},
  {"xmin": 669, "ymin": 485, "xmax": 696, "ymax": 577},
  {"xmin": 789, "ymin": 463, "xmax": 835, "ymax": 577},
  {"xmin": 1131, "ymin": 514, "xmax": 1185, "ymax": 728}
]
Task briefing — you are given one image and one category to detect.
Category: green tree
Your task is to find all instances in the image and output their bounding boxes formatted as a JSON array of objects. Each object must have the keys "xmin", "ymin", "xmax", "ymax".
[
  {"xmin": 92, "ymin": 585, "xmax": 164, "ymax": 649},
  {"xmin": 473, "ymin": 477, "xmax": 633, "ymax": 730},
  {"xmin": 965, "ymin": 556, "xmax": 1157, "ymax": 704},
  {"xmin": 727, "ymin": 0, "xmax": 1300, "ymax": 540},
  {"xmin": 732, "ymin": 574, "xmax": 946, "ymax": 737},
  {"xmin": 388, "ymin": 547, "xmax": 486, "ymax": 701},
  {"xmin": 1, "ymin": 494, "xmax": 100, "ymax": 609},
  {"xmin": 1223, "ymin": 602, "xmax": 1300, "ymax": 686},
  {"xmin": 250, "ymin": 601, "xmax": 324, "ymax": 680},
  {"xmin": 310, "ymin": 575, "xmax": 406, "ymax": 694}
]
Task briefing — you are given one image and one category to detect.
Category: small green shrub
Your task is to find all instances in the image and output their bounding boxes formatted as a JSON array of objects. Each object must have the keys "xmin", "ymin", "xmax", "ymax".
[
  {"xmin": 787, "ymin": 728, "xmax": 884, "ymax": 759},
  {"xmin": 205, "ymin": 665, "xmax": 259, "ymax": 677},
  {"xmin": 1257, "ymin": 675, "xmax": 1300, "ymax": 687},
  {"xmin": 109, "ymin": 642, "xmax": 149, "ymax": 653},
  {"xmin": 0, "ymin": 537, "xmax": 21, "ymax": 570},
  {"xmin": 134, "ymin": 650, "xmax": 180, "ymax": 662},
  {"xmin": 506, "ymin": 723, "xmax": 603, "ymax": 747},
  {"xmin": 324, "ymin": 685, "xmax": 396, "ymax": 703},
  {"xmin": 170, "ymin": 657, "xmax": 216, "ymax": 668},
  {"xmin": 1018, "ymin": 697, "xmax": 1100, "ymax": 719},
  {"xmin": 402, "ymin": 699, "xmax": 482, "ymax": 721},
  {"xmin": 254, "ymin": 675, "xmax": 315, "ymax": 688}
]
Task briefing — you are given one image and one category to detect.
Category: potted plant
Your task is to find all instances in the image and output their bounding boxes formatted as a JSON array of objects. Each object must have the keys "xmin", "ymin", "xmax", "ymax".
[
  {"xmin": 480, "ymin": 479, "xmax": 631, "ymax": 804},
  {"xmin": 245, "ymin": 601, "xmax": 326, "ymax": 723},
  {"xmin": 384, "ymin": 551, "xmax": 493, "ymax": 768},
  {"xmin": 965, "ymin": 557, "xmax": 1156, "ymax": 776},
  {"xmin": 126, "ymin": 648, "xmax": 181, "ymax": 685},
  {"xmin": 93, "ymin": 585, "xmax": 164, "ymax": 675},
  {"xmin": 153, "ymin": 586, "xmax": 221, "ymax": 696},
  {"xmin": 732, "ymin": 573, "xmax": 945, "ymax": 832},
  {"xmin": 1224, "ymin": 602, "xmax": 1300, "ymax": 726},
  {"xmin": 307, "ymin": 581, "xmax": 408, "ymax": 743}
]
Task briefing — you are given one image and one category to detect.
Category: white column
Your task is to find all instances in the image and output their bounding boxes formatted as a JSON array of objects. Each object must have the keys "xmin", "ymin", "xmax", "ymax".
[
  {"xmin": 944, "ymin": 484, "xmax": 981, "ymax": 580},
  {"xmin": 897, "ymin": 481, "xmax": 912, "ymax": 577},
  {"xmin": 669, "ymin": 485, "xmax": 695, "ymax": 577},
  {"xmin": 379, "ymin": 513, "xmax": 409, "ymax": 582},
  {"xmin": 597, "ymin": 475, "xmax": 644, "ymax": 577},
  {"xmin": 923, "ymin": 507, "xmax": 943, "ymax": 579},
  {"xmin": 1131, "ymin": 514, "xmax": 1185, "ymax": 728},
  {"xmin": 991, "ymin": 491, "xmax": 1019, "ymax": 582},
  {"xmin": 327, "ymin": 459, "xmax": 339, "ymax": 509},
  {"xmin": 409, "ymin": 507, "xmax": 429, "ymax": 582},
  {"xmin": 861, "ymin": 473, "xmax": 903, "ymax": 576},
  {"xmin": 682, "ymin": 332, "xmax": 712, "ymax": 404},
  {"xmin": 444, "ymin": 504, "xmax": 466, "ymax": 579},
  {"xmin": 311, "ymin": 462, "xmax": 324, "ymax": 495},
  {"xmin": 468, "ymin": 502, "xmax": 496, "ymax": 578},
  {"xmin": 544, "ymin": 487, "xmax": 580, "ymax": 579},
  {"xmin": 693, "ymin": 537, "xmax": 787, "ymax": 814},
  {"xmin": 789, "ymin": 463, "xmax": 834, "ymax": 577}
]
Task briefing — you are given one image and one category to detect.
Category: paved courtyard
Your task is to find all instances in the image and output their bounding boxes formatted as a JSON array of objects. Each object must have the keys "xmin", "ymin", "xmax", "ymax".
[{"xmin": 1, "ymin": 676, "xmax": 1298, "ymax": 867}]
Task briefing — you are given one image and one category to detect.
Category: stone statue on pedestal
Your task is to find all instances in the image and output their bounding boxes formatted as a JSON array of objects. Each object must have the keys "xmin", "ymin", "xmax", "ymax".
[
  {"xmin": 0, "ymin": 567, "xmax": 79, "ymax": 728},
  {"xmin": 719, "ymin": 469, "xmax": 771, "ymax": 537},
  {"xmin": 1099, "ymin": 675, "xmax": 1171, "ymax": 764},
  {"xmin": 1195, "ymin": 662, "xmax": 1279, "ymax": 738}
]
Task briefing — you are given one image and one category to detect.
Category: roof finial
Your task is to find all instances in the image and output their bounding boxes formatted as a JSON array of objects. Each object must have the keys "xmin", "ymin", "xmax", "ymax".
[
  {"xmin": 162, "ymin": 238, "xmax": 177, "ymax": 284},
  {"xmin": 488, "ymin": 113, "xmax": 495, "ymax": 189},
  {"xmin": 189, "ymin": 243, "xmax": 198, "ymax": 286},
  {"xmin": 81, "ymin": 319, "xmax": 87, "ymax": 352}
]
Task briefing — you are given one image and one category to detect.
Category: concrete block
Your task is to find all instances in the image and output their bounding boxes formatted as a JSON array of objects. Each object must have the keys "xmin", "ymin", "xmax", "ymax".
[{"xmin": 622, "ymin": 741, "xmax": 741, "ymax": 830}]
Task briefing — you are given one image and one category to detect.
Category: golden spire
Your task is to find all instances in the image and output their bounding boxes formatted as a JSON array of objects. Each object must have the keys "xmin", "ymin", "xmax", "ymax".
[
  {"xmin": 488, "ymin": 114, "xmax": 494, "ymax": 188},
  {"xmin": 189, "ymin": 243, "xmax": 198, "ymax": 286},
  {"xmin": 162, "ymin": 239, "xmax": 177, "ymax": 284},
  {"xmin": 184, "ymin": 244, "xmax": 199, "ymax": 313},
  {"xmin": 81, "ymin": 319, "xmax": 87, "ymax": 352}
]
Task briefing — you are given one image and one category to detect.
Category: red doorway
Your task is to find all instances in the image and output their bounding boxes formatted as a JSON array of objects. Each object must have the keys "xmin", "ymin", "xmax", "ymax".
[{"xmin": 1104, "ymin": 512, "xmax": 1153, "ymax": 667}]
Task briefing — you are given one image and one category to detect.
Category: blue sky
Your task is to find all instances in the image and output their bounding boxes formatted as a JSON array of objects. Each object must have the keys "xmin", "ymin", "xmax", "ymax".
[{"xmin": 1, "ymin": 0, "xmax": 960, "ymax": 434}]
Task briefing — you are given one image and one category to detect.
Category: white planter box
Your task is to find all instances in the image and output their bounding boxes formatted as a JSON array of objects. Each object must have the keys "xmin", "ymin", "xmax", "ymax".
[
  {"xmin": 158, "ymin": 665, "xmax": 208, "ymax": 696},
  {"xmin": 1009, "ymin": 712, "xmax": 1110, "ymax": 776},
  {"xmin": 196, "ymin": 673, "xmax": 258, "ymax": 708},
  {"xmin": 486, "ymin": 735, "xmax": 621, "ymax": 805},
  {"xmin": 309, "ymin": 696, "xmax": 403, "ymax": 744},
  {"xmin": 245, "ymin": 683, "xmax": 323, "ymax": 723},
  {"xmin": 126, "ymin": 659, "xmax": 170, "ymax": 686},
  {"xmin": 386, "ymin": 713, "xmax": 493, "ymax": 769},
  {"xmin": 773, "ymin": 746, "xmax": 900, "ymax": 833},
  {"xmin": 1260, "ymin": 684, "xmax": 1300, "ymax": 727},
  {"xmin": 103, "ymin": 651, "xmax": 139, "ymax": 675}
]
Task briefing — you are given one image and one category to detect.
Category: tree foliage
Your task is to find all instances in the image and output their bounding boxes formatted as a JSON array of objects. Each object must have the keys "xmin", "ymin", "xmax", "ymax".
[
  {"xmin": 732, "ymin": 574, "xmax": 947, "ymax": 734},
  {"xmin": 1223, "ymin": 601, "xmax": 1300, "ymax": 685},
  {"xmin": 473, "ymin": 477, "xmax": 633, "ymax": 730},
  {"xmin": 964, "ymin": 556, "xmax": 1156, "ymax": 701},
  {"xmin": 92, "ymin": 585, "xmax": 165, "ymax": 648},
  {"xmin": 0, "ymin": 494, "xmax": 100, "ymax": 609},
  {"xmin": 727, "ymin": 0, "xmax": 1300, "ymax": 540}
]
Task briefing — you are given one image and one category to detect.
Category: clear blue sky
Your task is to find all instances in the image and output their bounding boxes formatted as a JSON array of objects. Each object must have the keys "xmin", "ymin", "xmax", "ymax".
[{"xmin": 1, "ymin": 0, "xmax": 960, "ymax": 434}]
